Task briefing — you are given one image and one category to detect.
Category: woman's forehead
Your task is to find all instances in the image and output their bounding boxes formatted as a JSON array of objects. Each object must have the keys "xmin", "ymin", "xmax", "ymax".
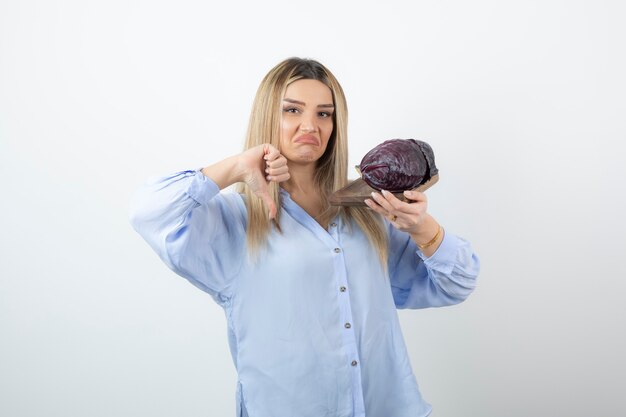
[{"xmin": 284, "ymin": 79, "xmax": 333, "ymax": 104}]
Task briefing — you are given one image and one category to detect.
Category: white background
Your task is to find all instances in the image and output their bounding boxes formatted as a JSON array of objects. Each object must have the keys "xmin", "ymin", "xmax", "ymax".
[{"xmin": 1, "ymin": 0, "xmax": 625, "ymax": 416}]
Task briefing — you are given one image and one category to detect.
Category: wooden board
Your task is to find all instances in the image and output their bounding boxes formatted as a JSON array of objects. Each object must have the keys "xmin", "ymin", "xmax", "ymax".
[{"xmin": 329, "ymin": 174, "xmax": 439, "ymax": 206}]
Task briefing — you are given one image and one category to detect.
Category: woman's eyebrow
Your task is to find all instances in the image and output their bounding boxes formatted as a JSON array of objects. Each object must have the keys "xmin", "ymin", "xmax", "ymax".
[{"xmin": 283, "ymin": 98, "xmax": 334, "ymax": 108}]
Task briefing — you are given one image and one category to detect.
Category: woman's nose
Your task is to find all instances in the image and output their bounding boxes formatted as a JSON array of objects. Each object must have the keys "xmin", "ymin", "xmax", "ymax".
[{"xmin": 300, "ymin": 117, "xmax": 316, "ymax": 133}]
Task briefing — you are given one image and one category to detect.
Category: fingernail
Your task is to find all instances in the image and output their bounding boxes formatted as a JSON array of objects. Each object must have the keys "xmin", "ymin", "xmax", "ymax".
[
  {"xmin": 371, "ymin": 192, "xmax": 377, "ymax": 198},
  {"xmin": 381, "ymin": 190, "xmax": 389, "ymax": 196},
  {"xmin": 266, "ymin": 175, "xmax": 271, "ymax": 181}
]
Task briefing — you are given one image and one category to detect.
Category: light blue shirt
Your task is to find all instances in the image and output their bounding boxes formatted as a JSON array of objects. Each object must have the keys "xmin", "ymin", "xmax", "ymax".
[{"xmin": 129, "ymin": 169, "xmax": 479, "ymax": 417}]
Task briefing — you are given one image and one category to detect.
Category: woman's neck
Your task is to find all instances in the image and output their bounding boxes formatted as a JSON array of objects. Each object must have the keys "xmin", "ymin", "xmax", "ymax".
[
  {"xmin": 281, "ymin": 162, "xmax": 317, "ymax": 196},
  {"xmin": 281, "ymin": 162, "xmax": 331, "ymax": 227}
]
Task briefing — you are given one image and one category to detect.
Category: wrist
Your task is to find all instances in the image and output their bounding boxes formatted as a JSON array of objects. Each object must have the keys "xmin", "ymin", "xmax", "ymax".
[
  {"xmin": 201, "ymin": 155, "xmax": 246, "ymax": 189},
  {"xmin": 231, "ymin": 154, "xmax": 251, "ymax": 184},
  {"xmin": 410, "ymin": 216, "xmax": 443, "ymax": 249}
]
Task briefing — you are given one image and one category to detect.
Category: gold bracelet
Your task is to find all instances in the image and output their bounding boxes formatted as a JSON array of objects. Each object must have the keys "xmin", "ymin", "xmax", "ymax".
[{"xmin": 417, "ymin": 225, "xmax": 443, "ymax": 250}]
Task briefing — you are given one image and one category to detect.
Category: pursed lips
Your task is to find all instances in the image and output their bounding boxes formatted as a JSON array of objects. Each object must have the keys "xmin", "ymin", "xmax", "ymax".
[{"xmin": 294, "ymin": 134, "xmax": 320, "ymax": 146}]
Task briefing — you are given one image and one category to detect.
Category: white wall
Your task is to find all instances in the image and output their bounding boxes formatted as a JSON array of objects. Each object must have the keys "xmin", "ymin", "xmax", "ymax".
[{"xmin": 1, "ymin": 1, "xmax": 625, "ymax": 416}]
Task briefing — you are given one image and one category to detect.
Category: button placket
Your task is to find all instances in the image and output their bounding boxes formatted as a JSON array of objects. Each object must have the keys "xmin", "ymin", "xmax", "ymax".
[
  {"xmin": 327, "ymin": 227, "xmax": 363, "ymax": 411},
  {"xmin": 281, "ymin": 193, "xmax": 365, "ymax": 414}
]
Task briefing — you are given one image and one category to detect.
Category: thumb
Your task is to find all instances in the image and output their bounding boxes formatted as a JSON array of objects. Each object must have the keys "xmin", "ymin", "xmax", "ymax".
[
  {"xmin": 263, "ymin": 143, "xmax": 280, "ymax": 160},
  {"xmin": 259, "ymin": 190, "xmax": 277, "ymax": 220}
]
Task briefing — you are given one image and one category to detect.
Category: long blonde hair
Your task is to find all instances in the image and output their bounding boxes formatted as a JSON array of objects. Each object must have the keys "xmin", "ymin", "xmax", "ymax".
[{"xmin": 237, "ymin": 57, "xmax": 388, "ymax": 264}]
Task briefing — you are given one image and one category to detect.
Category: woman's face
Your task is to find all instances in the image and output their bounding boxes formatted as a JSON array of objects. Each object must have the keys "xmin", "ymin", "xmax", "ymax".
[{"xmin": 279, "ymin": 79, "xmax": 334, "ymax": 164}]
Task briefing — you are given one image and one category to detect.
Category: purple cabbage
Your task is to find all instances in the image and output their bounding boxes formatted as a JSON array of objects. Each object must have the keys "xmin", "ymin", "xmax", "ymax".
[{"xmin": 359, "ymin": 139, "xmax": 438, "ymax": 192}]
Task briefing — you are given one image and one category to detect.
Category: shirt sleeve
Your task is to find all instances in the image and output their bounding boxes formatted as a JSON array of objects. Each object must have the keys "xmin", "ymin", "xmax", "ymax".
[
  {"xmin": 129, "ymin": 169, "xmax": 247, "ymax": 305},
  {"xmin": 387, "ymin": 223, "xmax": 480, "ymax": 309}
]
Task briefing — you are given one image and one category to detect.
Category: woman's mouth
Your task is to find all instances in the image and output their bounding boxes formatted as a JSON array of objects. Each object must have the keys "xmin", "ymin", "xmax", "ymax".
[{"xmin": 294, "ymin": 134, "xmax": 320, "ymax": 145}]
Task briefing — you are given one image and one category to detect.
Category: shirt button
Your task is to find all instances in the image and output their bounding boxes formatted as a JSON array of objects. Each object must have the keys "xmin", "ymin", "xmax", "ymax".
[
  {"xmin": 351, "ymin": 360, "xmax": 358, "ymax": 366},
  {"xmin": 344, "ymin": 323, "xmax": 351, "ymax": 329},
  {"xmin": 330, "ymin": 222, "xmax": 337, "ymax": 228},
  {"xmin": 339, "ymin": 286, "xmax": 346, "ymax": 292},
  {"xmin": 334, "ymin": 248, "xmax": 341, "ymax": 253}
]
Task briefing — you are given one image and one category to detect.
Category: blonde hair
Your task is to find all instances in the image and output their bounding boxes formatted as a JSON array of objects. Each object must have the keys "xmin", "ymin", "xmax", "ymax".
[{"xmin": 237, "ymin": 57, "xmax": 388, "ymax": 264}]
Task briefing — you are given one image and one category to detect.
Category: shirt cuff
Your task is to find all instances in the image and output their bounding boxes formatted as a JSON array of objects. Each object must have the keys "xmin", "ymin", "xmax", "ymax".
[
  {"xmin": 417, "ymin": 231, "xmax": 459, "ymax": 275},
  {"xmin": 186, "ymin": 169, "xmax": 221, "ymax": 205}
]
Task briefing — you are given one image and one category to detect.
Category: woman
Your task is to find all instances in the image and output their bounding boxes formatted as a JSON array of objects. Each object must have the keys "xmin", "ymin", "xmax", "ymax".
[{"xmin": 130, "ymin": 57, "xmax": 479, "ymax": 417}]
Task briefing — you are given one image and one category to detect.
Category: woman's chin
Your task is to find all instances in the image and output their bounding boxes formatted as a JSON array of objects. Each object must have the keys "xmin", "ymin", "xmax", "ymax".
[{"xmin": 289, "ymin": 151, "xmax": 319, "ymax": 163}]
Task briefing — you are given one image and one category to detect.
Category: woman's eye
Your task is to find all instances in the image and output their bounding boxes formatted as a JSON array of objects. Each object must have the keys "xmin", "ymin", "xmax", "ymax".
[
  {"xmin": 283, "ymin": 107, "xmax": 299, "ymax": 114},
  {"xmin": 319, "ymin": 111, "xmax": 333, "ymax": 118}
]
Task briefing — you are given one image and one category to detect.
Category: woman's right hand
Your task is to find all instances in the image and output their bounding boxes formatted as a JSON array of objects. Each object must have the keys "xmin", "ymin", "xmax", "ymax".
[
  {"xmin": 236, "ymin": 144, "xmax": 290, "ymax": 219},
  {"xmin": 201, "ymin": 144, "xmax": 289, "ymax": 219}
]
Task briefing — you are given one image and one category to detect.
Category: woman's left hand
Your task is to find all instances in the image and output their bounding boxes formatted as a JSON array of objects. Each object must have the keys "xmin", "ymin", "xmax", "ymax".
[
  {"xmin": 365, "ymin": 189, "xmax": 443, "ymax": 256},
  {"xmin": 365, "ymin": 189, "xmax": 430, "ymax": 235}
]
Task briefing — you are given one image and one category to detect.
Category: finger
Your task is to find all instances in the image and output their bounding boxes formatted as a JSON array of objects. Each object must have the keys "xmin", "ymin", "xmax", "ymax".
[
  {"xmin": 377, "ymin": 190, "xmax": 428, "ymax": 225},
  {"xmin": 380, "ymin": 189, "xmax": 427, "ymax": 216},
  {"xmin": 370, "ymin": 191, "xmax": 395, "ymax": 213},
  {"xmin": 365, "ymin": 198, "xmax": 402, "ymax": 225},
  {"xmin": 263, "ymin": 144, "xmax": 281, "ymax": 161},
  {"xmin": 403, "ymin": 190, "xmax": 427, "ymax": 204},
  {"xmin": 266, "ymin": 155, "xmax": 287, "ymax": 169},
  {"xmin": 398, "ymin": 190, "xmax": 428, "ymax": 218},
  {"xmin": 270, "ymin": 172, "xmax": 290, "ymax": 183},
  {"xmin": 368, "ymin": 193, "xmax": 400, "ymax": 223},
  {"xmin": 364, "ymin": 198, "xmax": 387, "ymax": 215},
  {"xmin": 266, "ymin": 172, "xmax": 289, "ymax": 182},
  {"xmin": 266, "ymin": 165, "xmax": 289, "ymax": 176},
  {"xmin": 381, "ymin": 189, "xmax": 411, "ymax": 211}
]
